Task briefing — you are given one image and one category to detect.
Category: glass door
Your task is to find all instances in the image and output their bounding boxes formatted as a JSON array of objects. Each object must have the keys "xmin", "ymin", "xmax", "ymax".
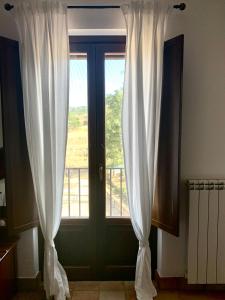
[
  {"xmin": 54, "ymin": 43, "xmax": 98, "ymax": 280},
  {"xmin": 95, "ymin": 41, "xmax": 138, "ymax": 280},
  {"xmin": 63, "ymin": 53, "xmax": 89, "ymax": 218},
  {"xmin": 53, "ymin": 37, "xmax": 156, "ymax": 281}
]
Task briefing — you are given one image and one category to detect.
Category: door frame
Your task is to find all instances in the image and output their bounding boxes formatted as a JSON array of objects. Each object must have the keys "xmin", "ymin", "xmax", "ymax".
[{"xmin": 39, "ymin": 36, "xmax": 157, "ymax": 281}]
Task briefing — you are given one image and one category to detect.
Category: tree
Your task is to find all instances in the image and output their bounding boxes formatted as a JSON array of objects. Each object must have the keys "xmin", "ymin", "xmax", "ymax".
[
  {"xmin": 105, "ymin": 89, "xmax": 124, "ymax": 167},
  {"xmin": 68, "ymin": 111, "xmax": 81, "ymax": 128}
]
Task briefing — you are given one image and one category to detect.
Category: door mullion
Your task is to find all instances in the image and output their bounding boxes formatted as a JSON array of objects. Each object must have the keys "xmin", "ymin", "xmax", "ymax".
[
  {"xmin": 88, "ymin": 44, "xmax": 98, "ymax": 225},
  {"xmin": 94, "ymin": 45, "xmax": 106, "ymax": 280},
  {"xmin": 95, "ymin": 46, "xmax": 106, "ymax": 222},
  {"xmin": 87, "ymin": 44, "xmax": 98, "ymax": 279}
]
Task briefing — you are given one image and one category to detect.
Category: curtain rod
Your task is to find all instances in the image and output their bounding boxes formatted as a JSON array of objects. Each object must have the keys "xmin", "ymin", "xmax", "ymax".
[{"xmin": 4, "ymin": 3, "xmax": 186, "ymax": 11}]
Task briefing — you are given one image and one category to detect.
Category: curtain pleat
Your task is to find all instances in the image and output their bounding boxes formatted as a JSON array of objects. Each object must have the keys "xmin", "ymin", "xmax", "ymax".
[
  {"xmin": 121, "ymin": 1, "xmax": 170, "ymax": 299},
  {"xmin": 14, "ymin": 1, "xmax": 70, "ymax": 299}
]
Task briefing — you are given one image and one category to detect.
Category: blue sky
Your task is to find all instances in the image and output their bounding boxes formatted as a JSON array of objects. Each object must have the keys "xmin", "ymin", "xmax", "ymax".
[{"xmin": 69, "ymin": 58, "xmax": 125, "ymax": 108}]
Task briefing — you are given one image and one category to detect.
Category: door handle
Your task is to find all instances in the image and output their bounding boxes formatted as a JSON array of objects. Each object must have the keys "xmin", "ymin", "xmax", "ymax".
[{"xmin": 99, "ymin": 165, "xmax": 104, "ymax": 182}]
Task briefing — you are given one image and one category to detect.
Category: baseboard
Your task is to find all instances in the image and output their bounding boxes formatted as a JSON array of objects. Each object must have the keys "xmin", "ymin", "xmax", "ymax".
[
  {"xmin": 155, "ymin": 271, "xmax": 225, "ymax": 291},
  {"xmin": 17, "ymin": 271, "xmax": 41, "ymax": 292},
  {"xmin": 155, "ymin": 271, "xmax": 185, "ymax": 290},
  {"xmin": 64, "ymin": 265, "xmax": 93, "ymax": 281}
]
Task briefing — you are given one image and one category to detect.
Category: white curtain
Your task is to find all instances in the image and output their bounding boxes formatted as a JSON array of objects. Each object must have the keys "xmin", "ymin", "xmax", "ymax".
[
  {"xmin": 121, "ymin": 1, "xmax": 170, "ymax": 299},
  {"xmin": 14, "ymin": 1, "xmax": 70, "ymax": 299}
]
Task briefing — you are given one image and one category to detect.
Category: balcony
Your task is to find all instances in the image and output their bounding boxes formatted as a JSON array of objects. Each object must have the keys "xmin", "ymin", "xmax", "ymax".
[{"xmin": 62, "ymin": 167, "xmax": 129, "ymax": 218}]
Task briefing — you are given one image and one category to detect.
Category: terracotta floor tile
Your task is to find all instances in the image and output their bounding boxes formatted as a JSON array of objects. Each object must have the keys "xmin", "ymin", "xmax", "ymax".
[
  {"xmin": 124, "ymin": 281, "xmax": 135, "ymax": 291},
  {"xmin": 154, "ymin": 291, "xmax": 179, "ymax": 300},
  {"xmin": 13, "ymin": 291, "xmax": 45, "ymax": 300},
  {"xmin": 72, "ymin": 291, "xmax": 99, "ymax": 300},
  {"xmin": 99, "ymin": 290, "xmax": 126, "ymax": 300},
  {"xmin": 178, "ymin": 291, "xmax": 225, "ymax": 300},
  {"xmin": 13, "ymin": 282, "xmax": 225, "ymax": 300},
  {"xmin": 71, "ymin": 281, "xmax": 100, "ymax": 291},
  {"xmin": 125, "ymin": 289, "xmax": 137, "ymax": 300},
  {"xmin": 100, "ymin": 281, "xmax": 125, "ymax": 291}
]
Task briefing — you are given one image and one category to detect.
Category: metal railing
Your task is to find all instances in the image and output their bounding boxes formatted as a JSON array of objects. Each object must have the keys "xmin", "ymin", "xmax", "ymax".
[{"xmin": 63, "ymin": 167, "xmax": 129, "ymax": 218}]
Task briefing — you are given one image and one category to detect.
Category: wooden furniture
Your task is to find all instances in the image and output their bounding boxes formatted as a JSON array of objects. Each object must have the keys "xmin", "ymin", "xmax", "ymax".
[{"xmin": 0, "ymin": 242, "xmax": 17, "ymax": 300}]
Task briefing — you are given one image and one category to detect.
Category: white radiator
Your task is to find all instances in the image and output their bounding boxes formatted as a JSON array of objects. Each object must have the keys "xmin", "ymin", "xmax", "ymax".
[{"xmin": 187, "ymin": 180, "xmax": 225, "ymax": 284}]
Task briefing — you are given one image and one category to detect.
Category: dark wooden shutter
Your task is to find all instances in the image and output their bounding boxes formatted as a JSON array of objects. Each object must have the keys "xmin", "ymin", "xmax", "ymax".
[
  {"xmin": 152, "ymin": 35, "xmax": 184, "ymax": 236},
  {"xmin": 0, "ymin": 36, "xmax": 38, "ymax": 235}
]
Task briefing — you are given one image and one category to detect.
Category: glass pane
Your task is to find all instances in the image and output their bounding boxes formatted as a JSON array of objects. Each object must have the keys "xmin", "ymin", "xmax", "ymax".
[
  {"xmin": 105, "ymin": 53, "xmax": 129, "ymax": 218},
  {"xmin": 62, "ymin": 54, "xmax": 89, "ymax": 218}
]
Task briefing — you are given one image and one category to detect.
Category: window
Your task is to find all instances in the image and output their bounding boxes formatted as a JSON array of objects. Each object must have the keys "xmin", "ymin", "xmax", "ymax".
[
  {"xmin": 62, "ymin": 37, "xmax": 129, "ymax": 219},
  {"xmin": 105, "ymin": 53, "xmax": 129, "ymax": 217},
  {"xmin": 62, "ymin": 53, "xmax": 89, "ymax": 218}
]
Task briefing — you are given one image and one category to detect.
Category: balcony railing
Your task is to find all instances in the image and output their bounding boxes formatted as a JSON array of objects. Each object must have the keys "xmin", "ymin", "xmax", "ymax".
[{"xmin": 62, "ymin": 167, "xmax": 129, "ymax": 218}]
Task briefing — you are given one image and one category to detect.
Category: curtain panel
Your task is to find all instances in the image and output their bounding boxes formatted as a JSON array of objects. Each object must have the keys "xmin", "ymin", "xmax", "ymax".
[
  {"xmin": 121, "ymin": 1, "xmax": 170, "ymax": 299},
  {"xmin": 14, "ymin": 1, "xmax": 70, "ymax": 299}
]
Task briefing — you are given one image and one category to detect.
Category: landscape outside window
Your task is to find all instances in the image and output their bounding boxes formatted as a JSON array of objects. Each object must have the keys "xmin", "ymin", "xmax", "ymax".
[
  {"xmin": 62, "ymin": 53, "xmax": 129, "ymax": 218},
  {"xmin": 63, "ymin": 54, "xmax": 89, "ymax": 218},
  {"xmin": 105, "ymin": 54, "xmax": 129, "ymax": 217}
]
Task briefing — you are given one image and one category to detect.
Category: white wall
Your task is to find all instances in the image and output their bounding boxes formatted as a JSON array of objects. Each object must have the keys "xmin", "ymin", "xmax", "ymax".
[
  {"xmin": 158, "ymin": 0, "xmax": 225, "ymax": 277},
  {"xmin": 17, "ymin": 228, "xmax": 39, "ymax": 278},
  {"xmin": 0, "ymin": 0, "xmax": 18, "ymax": 40},
  {"xmin": 68, "ymin": 7, "xmax": 125, "ymax": 34}
]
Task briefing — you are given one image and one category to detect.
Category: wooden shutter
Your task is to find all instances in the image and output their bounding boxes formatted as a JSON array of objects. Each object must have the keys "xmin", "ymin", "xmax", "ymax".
[
  {"xmin": 152, "ymin": 35, "xmax": 184, "ymax": 236},
  {"xmin": 0, "ymin": 36, "xmax": 38, "ymax": 235}
]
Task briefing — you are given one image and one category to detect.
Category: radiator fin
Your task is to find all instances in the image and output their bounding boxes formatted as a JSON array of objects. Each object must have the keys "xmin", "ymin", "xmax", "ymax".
[
  {"xmin": 207, "ymin": 189, "xmax": 218, "ymax": 283},
  {"xmin": 187, "ymin": 189, "xmax": 199, "ymax": 283},
  {"xmin": 198, "ymin": 188, "xmax": 208, "ymax": 284},
  {"xmin": 187, "ymin": 179, "xmax": 225, "ymax": 284},
  {"xmin": 217, "ymin": 189, "xmax": 225, "ymax": 283}
]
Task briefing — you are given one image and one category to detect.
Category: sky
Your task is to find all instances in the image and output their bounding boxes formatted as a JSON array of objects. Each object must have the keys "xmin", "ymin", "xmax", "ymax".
[{"xmin": 69, "ymin": 58, "xmax": 125, "ymax": 108}]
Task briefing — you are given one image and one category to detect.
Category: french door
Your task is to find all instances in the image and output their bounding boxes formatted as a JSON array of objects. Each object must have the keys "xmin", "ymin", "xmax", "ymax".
[{"xmin": 51, "ymin": 36, "xmax": 157, "ymax": 281}]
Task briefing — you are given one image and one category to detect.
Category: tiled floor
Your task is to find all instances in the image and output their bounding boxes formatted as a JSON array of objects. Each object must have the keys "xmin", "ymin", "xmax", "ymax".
[{"xmin": 13, "ymin": 281, "xmax": 225, "ymax": 300}]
